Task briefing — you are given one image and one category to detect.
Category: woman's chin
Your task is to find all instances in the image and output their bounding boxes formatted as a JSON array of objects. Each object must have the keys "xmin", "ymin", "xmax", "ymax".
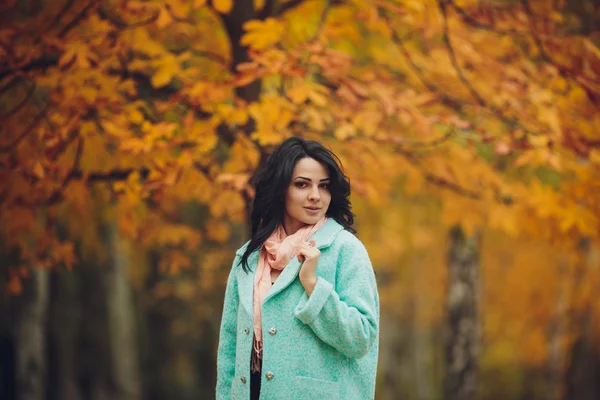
[{"xmin": 302, "ymin": 214, "xmax": 323, "ymax": 224}]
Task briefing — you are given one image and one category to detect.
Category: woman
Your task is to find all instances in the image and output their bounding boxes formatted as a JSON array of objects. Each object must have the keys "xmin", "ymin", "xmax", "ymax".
[{"xmin": 216, "ymin": 137, "xmax": 379, "ymax": 400}]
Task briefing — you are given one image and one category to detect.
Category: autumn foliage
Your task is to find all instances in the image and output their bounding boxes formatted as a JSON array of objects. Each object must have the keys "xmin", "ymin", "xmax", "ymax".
[{"xmin": 1, "ymin": 0, "xmax": 600, "ymax": 395}]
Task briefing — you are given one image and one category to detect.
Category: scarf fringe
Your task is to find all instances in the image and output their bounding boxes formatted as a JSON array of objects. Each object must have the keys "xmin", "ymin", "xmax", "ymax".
[{"xmin": 251, "ymin": 337, "xmax": 262, "ymax": 373}]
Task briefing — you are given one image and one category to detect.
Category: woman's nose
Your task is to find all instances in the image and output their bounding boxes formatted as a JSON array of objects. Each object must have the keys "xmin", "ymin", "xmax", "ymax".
[{"xmin": 308, "ymin": 186, "xmax": 320, "ymax": 201}]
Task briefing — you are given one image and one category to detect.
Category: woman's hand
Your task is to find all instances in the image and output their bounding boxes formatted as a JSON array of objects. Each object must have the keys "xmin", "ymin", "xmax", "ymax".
[{"xmin": 298, "ymin": 239, "xmax": 319, "ymax": 296}]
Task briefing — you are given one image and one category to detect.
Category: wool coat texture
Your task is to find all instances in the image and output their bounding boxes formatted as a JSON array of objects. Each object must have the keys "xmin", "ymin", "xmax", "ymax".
[{"xmin": 216, "ymin": 218, "xmax": 380, "ymax": 400}]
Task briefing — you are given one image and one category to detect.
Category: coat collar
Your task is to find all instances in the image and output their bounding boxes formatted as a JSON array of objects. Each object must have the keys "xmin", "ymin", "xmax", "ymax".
[{"xmin": 235, "ymin": 218, "xmax": 345, "ymax": 314}]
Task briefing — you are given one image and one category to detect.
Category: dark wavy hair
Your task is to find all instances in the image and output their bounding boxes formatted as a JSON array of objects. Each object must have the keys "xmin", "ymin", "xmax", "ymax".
[{"xmin": 240, "ymin": 137, "xmax": 355, "ymax": 272}]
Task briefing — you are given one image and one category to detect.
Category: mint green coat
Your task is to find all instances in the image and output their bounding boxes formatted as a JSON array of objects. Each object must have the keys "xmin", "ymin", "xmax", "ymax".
[{"xmin": 216, "ymin": 218, "xmax": 379, "ymax": 400}]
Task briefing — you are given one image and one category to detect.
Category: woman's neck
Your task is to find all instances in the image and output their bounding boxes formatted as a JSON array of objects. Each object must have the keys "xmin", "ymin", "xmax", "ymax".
[{"xmin": 282, "ymin": 215, "xmax": 306, "ymax": 236}]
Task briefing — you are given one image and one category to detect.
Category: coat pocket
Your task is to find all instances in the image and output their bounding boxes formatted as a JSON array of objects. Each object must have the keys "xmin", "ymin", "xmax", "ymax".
[{"xmin": 292, "ymin": 376, "xmax": 339, "ymax": 400}]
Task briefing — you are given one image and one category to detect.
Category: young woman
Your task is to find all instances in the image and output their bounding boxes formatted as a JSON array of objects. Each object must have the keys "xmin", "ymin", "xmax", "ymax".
[{"xmin": 216, "ymin": 137, "xmax": 379, "ymax": 399}]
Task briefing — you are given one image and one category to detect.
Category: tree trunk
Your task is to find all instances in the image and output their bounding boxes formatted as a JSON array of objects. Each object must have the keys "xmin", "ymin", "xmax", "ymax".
[
  {"xmin": 140, "ymin": 251, "xmax": 172, "ymax": 400},
  {"xmin": 546, "ymin": 260, "xmax": 568, "ymax": 400},
  {"xmin": 104, "ymin": 222, "xmax": 141, "ymax": 400},
  {"xmin": 76, "ymin": 257, "xmax": 112, "ymax": 400},
  {"xmin": 412, "ymin": 257, "xmax": 434, "ymax": 400},
  {"xmin": 377, "ymin": 308, "xmax": 407, "ymax": 399},
  {"xmin": 47, "ymin": 268, "xmax": 82, "ymax": 400},
  {"xmin": 443, "ymin": 226, "xmax": 480, "ymax": 400},
  {"xmin": 564, "ymin": 242, "xmax": 600, "ymax": 400},
  {"xmin": 13, "ymin": 267, "xmax": 49, "ymax": 400},
  {"xmin": 564, "ymin": 310, "xmax": 599, "ymax": 400}
]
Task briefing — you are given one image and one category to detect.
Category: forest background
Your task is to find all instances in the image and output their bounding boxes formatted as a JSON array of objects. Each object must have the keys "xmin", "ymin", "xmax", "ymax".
[{"xmin": 1, "ymin": 0, "xmax": 599, "ymax": 399}]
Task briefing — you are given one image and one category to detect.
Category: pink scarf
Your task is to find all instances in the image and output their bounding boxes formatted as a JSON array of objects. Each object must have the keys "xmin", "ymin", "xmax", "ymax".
[{"xmin": 251, "ymin": 216, "xmax": 328, "ymax": 372}]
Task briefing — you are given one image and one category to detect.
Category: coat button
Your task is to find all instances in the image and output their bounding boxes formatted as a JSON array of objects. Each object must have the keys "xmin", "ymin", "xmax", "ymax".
[
  {"xmin": 244, "ymin": 328, "xmax": 249, "ymax": 335},
  {"xmin": 269, "ymin": 327, "xmax": 277, "ymax": 335},
  {"xmin": 265, "ymin": 372, "xmax": 274, "ymax": 380},
  {"xmin": 240, "ymin": 376, "xmax": 246, "ymax": 384}
]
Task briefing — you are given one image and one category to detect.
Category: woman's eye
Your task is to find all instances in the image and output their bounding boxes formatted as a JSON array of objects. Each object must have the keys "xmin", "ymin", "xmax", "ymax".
[
  {"xmin": 295, "ymin": 182, "xmax": 306, "ymax": 188},
  {"xmin": 319, "ymin": 184, "xmax": 329, "ymax": 189}
]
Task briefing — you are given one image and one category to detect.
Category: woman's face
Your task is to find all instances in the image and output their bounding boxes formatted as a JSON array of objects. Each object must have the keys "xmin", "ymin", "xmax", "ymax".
[{"xmin": 283, "ymin": 157, "xmax": 332, "ymax": 234}]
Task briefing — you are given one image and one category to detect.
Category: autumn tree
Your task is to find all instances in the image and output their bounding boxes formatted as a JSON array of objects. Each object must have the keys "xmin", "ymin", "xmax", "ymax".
[{"xmin": 1, "ymin": 0, "xmax": 600, "ymax": 399}]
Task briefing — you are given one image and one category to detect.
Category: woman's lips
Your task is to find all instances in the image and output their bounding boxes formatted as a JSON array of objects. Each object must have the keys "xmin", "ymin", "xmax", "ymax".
[{"xmin": 304, "ymin": 207, "xmax": 321, "ymax": 215}]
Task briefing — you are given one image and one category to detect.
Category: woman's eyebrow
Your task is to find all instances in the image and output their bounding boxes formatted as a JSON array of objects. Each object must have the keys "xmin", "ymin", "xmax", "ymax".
[{"xmin": 295, "ymin": 176, "xmax": 331, "ymax": 182}]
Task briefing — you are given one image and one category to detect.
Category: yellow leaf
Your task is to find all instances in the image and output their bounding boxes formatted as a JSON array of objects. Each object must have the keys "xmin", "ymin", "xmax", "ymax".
[
  {"xmin": 206, "ymin": 219, "xmax": 230, "ymax": 243},
  {"xmin": 129, "ymin": 108, "xmax": 144, "ymax": 124},
  {"xmin": 251, "ymin": 129, "xmax": 284, "ymax": 146},
  {"xmin": 305, "ymin": 107, "xmax": 326, "ymax": 131},
  {"xmin": 216, "ymin": 104, "xmax": 248, "ymax": 126},
  {"xmin": 528, "ymin": 135, "xmax": 549, "ymax": 148},
  {"xmin": 33, "ymin": 162, "xmax": 45, "ymax": 179},
  {"xmin": 589, "ymin": 149, "xmax": 600, "ymax": 164},
  {"xmin": 129, "ymin": 28, "xmax": 165, "ymax": 57},
  {"xmin": 254, "ymin": 0, "xmax": 266, "ymax": 11},
  {"xmin": 352, "ymin": 110, "xmax": 382, "ymax": 136},
  {"xmin": 286, "ymin": 85, "xmax": 310, "ymax": 104},
  {"xmin": 156, "ymin": 7, "xmax": 173, "ymax": 29},
  {"xmin": 241, "ymin": 18, "xmax": 285, "ymax": 50},
  {"xmin": 169, "ymin": 1, "xmax": 191, "ymax": 18},
  {"xmin": 489, "ymin": 205, "xmax": 519, "ymax": 237},
  {"xmin": 101, "ymin": 120, "xmax": 128, "ymax": 137},
  {"xmin": 222, "ymin": 138, "xmax": 260, "ymax": 172},
  {"xmin": 80, "ymin": 87, "xmax": 97, "ymax": 103},
  {"xmin": 213, "ymin": 0, "xmax": 233, "ymax": 14},
  {"xmin": 151, "ymin": 66, "xmax": 174, "ymax": 88},
  {"xmin": 334, "ymin": 123, "xmax": 356, "ymax": 140},
  {"xmin": 189, "ymin": 121, "xmax": 219, "ymax": 154},
  {"xmin": 58, "ymin": 48, "xmax": 76, "ymax": 68},
  {"xmin": 209, "ymin": 190, "xmax": 245, "ymax": 220},
  {"xmin": 248, "ymin": 95, "xmax": 294, "ymax": 140},
  {"xmin": 287, "ymin": 80, "xmax": 330, "ymax": 105}
]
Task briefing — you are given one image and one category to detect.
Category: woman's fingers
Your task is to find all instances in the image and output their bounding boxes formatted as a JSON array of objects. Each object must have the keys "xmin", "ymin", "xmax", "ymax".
[{"xmin": 296, "ymin": 240, "xmax": 319, "ymax": 262}]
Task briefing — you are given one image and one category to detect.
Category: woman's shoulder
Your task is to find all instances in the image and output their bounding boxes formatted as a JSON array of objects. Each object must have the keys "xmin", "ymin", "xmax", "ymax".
[
  {"xmin": 332, "ymin": 229, "xmax": 369, "ymax": 255},
  {"xmin": 234, "ymin": 240, "xmax": 251, "ymax": 257}
]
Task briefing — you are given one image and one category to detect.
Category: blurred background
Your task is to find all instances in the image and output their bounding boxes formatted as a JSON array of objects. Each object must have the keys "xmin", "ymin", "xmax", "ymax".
[{"xmin": 1, "ymin": 0, "xmax": 599, "ymax": 399}]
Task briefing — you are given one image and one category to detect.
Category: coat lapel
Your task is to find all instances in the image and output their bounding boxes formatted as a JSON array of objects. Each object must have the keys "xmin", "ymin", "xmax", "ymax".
[
  {"xmin": 235, "ymin": 250, "xmax": 258, "ymax": 314},
  {"xmin": 235, "ymin": 218, "xmax": 345, "ymax": 313}
]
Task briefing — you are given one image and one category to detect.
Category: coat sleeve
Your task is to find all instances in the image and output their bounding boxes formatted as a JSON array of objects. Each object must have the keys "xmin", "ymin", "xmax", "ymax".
[
  {"xmin": 294, "ymin": 236, "xmax": 379, "ymax": 359},
  {"xmin": 215, "ymin": 255, "xmax": 240, "ymax": 400}
]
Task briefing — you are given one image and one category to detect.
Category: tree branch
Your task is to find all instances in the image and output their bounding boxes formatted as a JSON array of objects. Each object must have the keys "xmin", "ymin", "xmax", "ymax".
[
  {"xmin": 258, "ymin": 0, "xmax": 278, "ymax": 19},
  {"xmin": 0, "ymin": 56, "xmax": 59, "ymax": 82},
  {"xmin": 97, "ymin": 5, "xmax": 159, "ymax": 30},
  {"xmin": 437, "ymin": 0, "xmax": 546, "ymax": 136},
  {"xmin": 382, "ymin": 127, "xmax": 456, "ymax": 149},
  {"xmin": 520, "ymin": 0, "xmax": 599, "ymax": 107},
  {"xmin": 0, "ymin": 80, "xmax": 36, "ymax": 118},
  {"xmin": 447, "ymin": 0, "xmax": 525, "ymax": 36},
  {"xmin": 449, "ymin": 0, "xmax": 600, "ymax": 38},
  {"xmin": 0, "ymin": 105, "xmax": 48, "ymax": 153},
  {"xmin": 438, "ymin": 0, "xmax": 486, "ymax": 108},
  {"xmin": 394, "ymin": 146, "xmax": 513, "ymax": 204},
  {"xmin": 189, "ymin": 49, "xmax": 229, "ymax": 66},
  {"xmin": 379, "ymin": 13, "xmax": 466, "ymax": 111},
  {"xmin": 57, "ymin": 1, "xmax": 97, "ymax": 38},
  {"xmin": 44, "ymin": 136, "xmax": 84, "ymax": 205},
  {"xmin": 0, "ymin": 76, "xmax": 19, "ymax": 96},
  {"xmin": 42, "ymin": 0, "xmax": 76, "ymax": 38}
]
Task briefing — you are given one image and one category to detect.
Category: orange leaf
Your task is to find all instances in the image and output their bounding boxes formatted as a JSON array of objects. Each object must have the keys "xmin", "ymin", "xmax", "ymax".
[
  {"xmin": 33, "ymin": 162, "xmax": 45, "ymax": 179},
  {"xmin": 213, "ymin": 0, "xmax": 233, "ymax": 14}
]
